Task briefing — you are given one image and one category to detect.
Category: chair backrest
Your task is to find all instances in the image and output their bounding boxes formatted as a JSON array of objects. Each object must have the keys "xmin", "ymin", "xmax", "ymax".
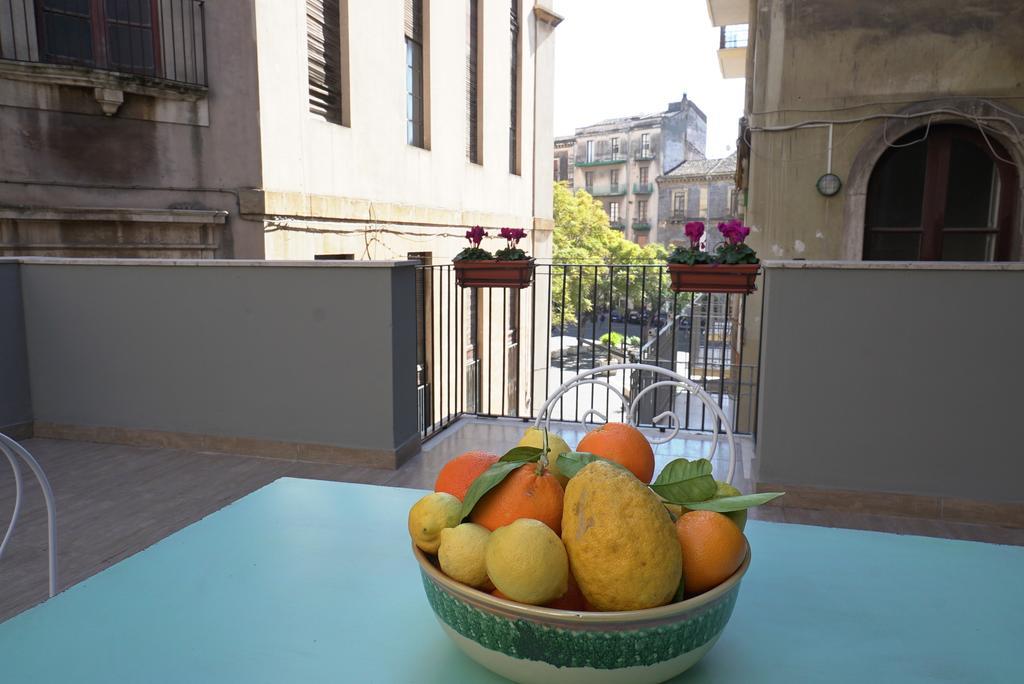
[
  {"xmin": 0, "ymin": 433, "xmax": 58, "ymax": 597},
  {"xmin": 533, "ymin": 362, "xmax": 738, "ymax": 484}
]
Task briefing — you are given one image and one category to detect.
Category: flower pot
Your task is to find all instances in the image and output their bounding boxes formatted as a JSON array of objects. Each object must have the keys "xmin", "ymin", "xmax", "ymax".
[
  {"xmin": 668, "ymin": 263, "xmax": 760, "ymax": 294},
  {"xmin": 454, "ymin": 258, "xmax": 535, "ymax": 289}
]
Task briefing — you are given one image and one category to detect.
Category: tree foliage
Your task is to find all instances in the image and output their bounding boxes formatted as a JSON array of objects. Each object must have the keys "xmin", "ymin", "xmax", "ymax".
[{"xmin": 551, "ymin": 183, "xmax": 677, "ymax": 326}]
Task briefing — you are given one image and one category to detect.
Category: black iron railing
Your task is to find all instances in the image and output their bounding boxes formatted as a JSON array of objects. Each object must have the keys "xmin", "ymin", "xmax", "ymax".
[
  {"xmin": 414, "ymin": 263, "xmax": 758, "ymax": 441},
  {"xmin": 0, "ymin": 0, "xmax": 207, "ymax": 86},
  {"xmin": 720, "ymin": 24, "xmax": 748, "ymax": 49}
]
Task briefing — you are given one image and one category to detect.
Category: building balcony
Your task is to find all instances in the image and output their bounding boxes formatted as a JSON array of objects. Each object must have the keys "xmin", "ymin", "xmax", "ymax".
[
  {"xmin": 633, "ymin": 183, "xmax": 654, "ymax": 195},
  {"xmin": 718, "ymin": 25, "xmax": 748, "ymax": 79},
  {"xmin": 609, "ymin": 220, "xmax": 625, "ymax": 230},
  {"xmin": 634, "ymin": 149, "xmax": 656, "ymax": 161},
  {"xmin": 632, "ymin": 220, "xmax": 651, "ymax": 231},
  {"xmin": 707, "ymin": 0, "xmax": 749, "ymax": 26},
  {"xmin": 576, "ymin": 154, "xmax": 628, "ymax": 167},
  {"xmin": 590, "ymin": 184, "xmax": 628, "ymax": 197}
]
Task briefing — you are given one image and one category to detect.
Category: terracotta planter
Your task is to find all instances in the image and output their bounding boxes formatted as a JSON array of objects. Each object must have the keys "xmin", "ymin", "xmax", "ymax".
[
  {"xmin": 668, "ymin": 263, "xmax": 760, "ymax": 294},
  {"xmin": 454, "ymin": 258, "xmax": 535, "ymax": 289}
]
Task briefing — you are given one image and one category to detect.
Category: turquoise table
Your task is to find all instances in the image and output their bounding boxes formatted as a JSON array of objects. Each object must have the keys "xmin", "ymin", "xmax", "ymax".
[{"xmin": 2, "ymin": 478, "xmax": 1022, "ymax": 683}]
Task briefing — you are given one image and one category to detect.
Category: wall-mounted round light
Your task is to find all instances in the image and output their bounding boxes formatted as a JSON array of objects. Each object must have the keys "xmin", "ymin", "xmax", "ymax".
[{"xmin": 816, "ymin": 173, "xmax": 842, "ymax": 197}]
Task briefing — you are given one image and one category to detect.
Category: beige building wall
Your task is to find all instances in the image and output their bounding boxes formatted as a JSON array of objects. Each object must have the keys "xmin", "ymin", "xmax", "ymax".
[{"xmin": 251, "ymin": 0, "xmax": 557, "ymax": 264}]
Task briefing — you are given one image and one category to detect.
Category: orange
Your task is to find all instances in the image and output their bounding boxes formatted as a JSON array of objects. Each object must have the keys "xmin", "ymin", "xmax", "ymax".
[
  {"xmin": 674, "ymin": 510, "xmax": 747, "ymax": 596},
  {"xmin": 470, "ymin": 464, "xmax": 564, "ymax": 535},
  {"xmin": 576, "ymin": 422, "xmax": 655, "ymax": 483},
  {"xmin": 434, "ymin": 450, "xmax": 499, "ymax": 501}
]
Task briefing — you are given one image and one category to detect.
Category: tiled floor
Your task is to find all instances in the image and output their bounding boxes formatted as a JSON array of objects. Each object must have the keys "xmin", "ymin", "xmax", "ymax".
[{"xmin": 2, "ymin": 419, "xmax": 1021, "ymax": 623}]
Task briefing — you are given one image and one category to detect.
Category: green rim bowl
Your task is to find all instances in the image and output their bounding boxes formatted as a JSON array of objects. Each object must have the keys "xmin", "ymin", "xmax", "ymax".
[{"xmin": 414, "ymin": 543, "xmax": 750, "ymax": 684}]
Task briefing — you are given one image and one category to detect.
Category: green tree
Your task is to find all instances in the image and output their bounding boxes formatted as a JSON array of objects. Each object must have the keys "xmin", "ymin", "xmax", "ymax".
[{"xmin": 551, "ymin": 183, "xmax": 678, "ymax": 328}]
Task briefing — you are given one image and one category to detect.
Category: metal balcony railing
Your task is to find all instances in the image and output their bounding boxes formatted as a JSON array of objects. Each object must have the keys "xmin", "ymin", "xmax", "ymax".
[
  {"xmin": 609, "ymin": 220, "xmax": 625, "ymax": 230},
  {"xmin": 720, "ymin": 24, "xmax": 748, "ymax": 49},
  {"xmin": 414, "ymin": 263, "xmax": 758, "ymax": 440},
  {"xmin": 632, "ymin": 219, "xmax": 652, "ymax": 230},
  {"xmin": 576, "ymin": 152, "xmax": 629, "ymax": 167},
  {"xmin": 633, "ymin": 183, "xmax": 654, "ymax": 194},
  {"xmin": 634, "ymin": 148, "xmax": 655, "ymax": 161},
  {"xmin": 0, "ymin": 0, "xmax": 208, "ymax": 87},
  {"xmin": 590, "ymin": 184, "xmax": 628, "ymax": 197}
]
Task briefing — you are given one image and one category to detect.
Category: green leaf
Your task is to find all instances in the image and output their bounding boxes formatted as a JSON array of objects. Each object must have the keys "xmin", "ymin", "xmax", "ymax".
[
  {"xmin": 555, "ymin": 451, "xmax": 629, "ymax": 479},
  {"xmin": 679, "ymin": 492, "xmax": 785, "ymax": 512},
  {"xmin": 460, "ymin": 461, "xmax": 524, "ymax": 519},
  {"xmin": 499, "ymin": 446, "xmax": 543, "ymax": 463},
  {"xmin": 649, "ymin": 458, "xmax": 717, "ymax": 504}
]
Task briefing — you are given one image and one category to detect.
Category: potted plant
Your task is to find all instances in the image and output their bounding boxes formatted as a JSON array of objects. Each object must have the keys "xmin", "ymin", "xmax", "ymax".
[
  {"xmin": 667, "ymin": 220, "xmax": 760, "ymax": 294},
  {"xmin": 453, "ymin": 226, "xmax": 535, "ymax": 289}
]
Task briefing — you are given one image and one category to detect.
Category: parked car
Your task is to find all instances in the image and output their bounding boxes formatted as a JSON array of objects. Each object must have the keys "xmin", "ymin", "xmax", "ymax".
[
  {"xmin": 610, "ymin": 311, "xmax": 623, "ymax": 322},
  {"xmin": 627, "ymin": 311, "xmax": 643, "ymax": 324}
]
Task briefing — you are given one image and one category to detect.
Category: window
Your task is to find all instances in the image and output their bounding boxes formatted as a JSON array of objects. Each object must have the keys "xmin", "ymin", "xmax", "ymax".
[
  {"xmin": 609, "ymin": 202, "xmax": 620, "ymax": 222},
  {"xmin": 610, "ymin": 169, "xmax": 619, "ymax": 190},
  {"xmin": 38, "ymin": 0, "xmax": 156, "ymax": 74},
  {"xmin": 611, "ymin": 137, "xmax": 620, "ymax": 156},
  {"xmin": 673, "ymin": 190, "xmax": 687, "ymax": 215},
  {"xmin": 639, "ymin": 166, "xmax": 649, "ymax": 185},
  {"xmin": 699, "ymin": 187, "xmax": 708, "ymax": 217},
  {"xmin": 466, "ymin": 0, "xmax": 481, "ymax": 162},
  {"xmin": 641, "ymin": 132, "xmax": 651, "ymax": 156},
  {"xmin": 405, "ymin": 0, "xmax": 425, "ymax": 147},
  {"xmin": 638, "ymin": 200, "xmax": 648, "ymax": 220},
  {"xmin": 726, "ymin": 187, "xmax": 735, "ymax": 214},
  {"xmin": 308, "ymin": 0, "xmax": 347, "ymax": 125},
  {"xmin": 553, "ymin": 158, "xmax": 560, "ymax": 181},
  {"xmin": 864, "ymin": 125, "xmax": 1017, "ymax": 260},
  {"xmin": 585, "ymin": 171, "xmax": 594, "ymax": 191},
  {"xmin": 586, "ymin": 140, "xmax": 595, "ymax": 163},
  {"xmin": 508, "ymin": 0, "xmax": 520, "ymax": 174}
]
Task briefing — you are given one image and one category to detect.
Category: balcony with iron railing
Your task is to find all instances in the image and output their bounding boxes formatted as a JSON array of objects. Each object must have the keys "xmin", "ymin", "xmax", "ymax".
[
  {"xmin": 576, "ymin": 151, "xmax": 629, "ymax": 167},
  {"xmin": 634, "ymin": 148, "xmax": 656, "ymax": 161},
  {"xmin": 0, "ymin": 0, "xmax": 208, "ymax": 87},
  {"xmin": 633, "ymin": 183, "xmax": 654, "ymax": 195},
  {"xmin": 590, "ymin": 183, "xmax": 628, "ymax": 197},
  {"xmin": 717, "ymin": 24, "xmax": 748, "ymax": 79},
  {"xmin": 609, "ymin": 219, "xmax": 625, "ymax": 230},
  {"xmin": 632, "ymin": 219, "xmax": 652, "ymax": 231}
]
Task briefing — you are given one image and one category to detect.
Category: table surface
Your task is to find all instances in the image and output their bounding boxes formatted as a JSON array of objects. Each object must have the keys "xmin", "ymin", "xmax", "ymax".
[{"xmin": 1, "ymin": 478, "xmax": 1022, "ymax": 683}]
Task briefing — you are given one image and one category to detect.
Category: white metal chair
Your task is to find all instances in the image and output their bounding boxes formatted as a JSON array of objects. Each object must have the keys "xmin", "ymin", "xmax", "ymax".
[
  {"xmin": 1, "ymin": 433, "xmax": 58, "ymax": 597},
  {"xmin": 533, "ymin": 362, "xmax": 738, "ymax": 485}
]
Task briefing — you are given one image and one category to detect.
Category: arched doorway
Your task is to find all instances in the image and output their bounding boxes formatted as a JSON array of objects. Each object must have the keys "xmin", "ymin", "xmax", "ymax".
[{"xmin": 863, "ymin": 125, "xmax": 1018, "ymax": 261}]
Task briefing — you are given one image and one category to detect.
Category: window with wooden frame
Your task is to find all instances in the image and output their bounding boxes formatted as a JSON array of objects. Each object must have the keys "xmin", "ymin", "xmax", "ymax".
[
  {"xmin": 864, "ymin": 124, "xmax": 1017, "ymax": 261},
  {"xmin": 508, "ymin": 0, "xmax": 520, "ymax": 174},
  {"xmin": 637, "ymin": 199, "xmax": 648, "ymax": 220},
  {"xmin": 37, "ymin": 0, "xmax": 159, "ymax": 75},
  {"xmin": 611, "ymin": 137, "xmax": 620, "ymax": 156},
  {"xmin": 405, "ymin": 0, "xmax": 426, "ymax": 147},
  {"xmin": 307, "ymin": 0, "xmax": 348, "ymax": 125},
  {"xmin": 639, "ymin": 166, "xmax": 649, "ymax": 185},
  {"xmin": 609, "ymin": 202, "xmax": 620, "ymax": 222},
  {"xmin": 673, "ymin": 190, "xmax": 687, "ymax": 215},
  {"xmin": 466, "ymin": 0, "xmax": 481, "ymax": 162}
]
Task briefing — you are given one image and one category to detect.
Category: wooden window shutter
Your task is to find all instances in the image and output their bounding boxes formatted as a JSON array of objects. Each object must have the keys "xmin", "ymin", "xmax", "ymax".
[
  {"xmin": 466, "ymin": 0, "xmax": 479, "ymax": 162},
  {"xmin": 405, "ymin": 0, "xmax": 423, "ymax": 41},
  {"xmin": 308, "ymin": 0, "xmax": 343, "ymax": 123}
]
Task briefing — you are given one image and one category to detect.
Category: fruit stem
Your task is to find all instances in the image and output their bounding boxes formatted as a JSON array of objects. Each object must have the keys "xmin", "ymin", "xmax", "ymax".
[{"xmin": 540, "ymin": 428, "xmax": 550, "ymax": 470}]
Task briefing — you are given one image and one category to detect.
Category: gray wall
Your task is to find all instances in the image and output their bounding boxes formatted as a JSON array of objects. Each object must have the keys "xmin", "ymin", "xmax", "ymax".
[
  {"xmin": 757, "ymin": 264, "xmax": 1024, "ymax": 503},
  {"xmin": 0, "ymin": 262, "xmax": 31, "ymax": 432},
  {"xmin": 17, "ymin": 261, "xmax": 418, "ymax": 456}
]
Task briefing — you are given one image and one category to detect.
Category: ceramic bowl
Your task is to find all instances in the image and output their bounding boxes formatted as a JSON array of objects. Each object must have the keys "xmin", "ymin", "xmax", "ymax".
[{"xmin": 414, "ymin": 544, "xmax": 750, "ymax": 684}]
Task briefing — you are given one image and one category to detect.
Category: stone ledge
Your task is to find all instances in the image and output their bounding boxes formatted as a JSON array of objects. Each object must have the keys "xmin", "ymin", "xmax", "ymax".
[
  {"xmin": 764, "ymin": 259, "xmax": 1024, "ymax": 271},
  {"xmin": 33, "ymin": 422, "xmax": 420, "ymax": 471},
  {"xmin": 0, "ymin": 60, "xmax": 207, "ymax": 102},
  {"xmin": 0, "ymin": 206, "xmax": 228, "ymax": 224},
  {"xmin": 0, "ymin": 256, "xmax": 417, "ymax": 268},
  {"xmin": 757, "ymin": 482, "xmax": 1024, "ymax": 528}
]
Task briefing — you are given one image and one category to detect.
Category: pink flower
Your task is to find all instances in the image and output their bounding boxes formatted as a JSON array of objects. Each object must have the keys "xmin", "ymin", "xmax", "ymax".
[
  {"xmin": 684, "ymin": 221, "xmax": 705, "ymax": 246},
  {"xmin": 499, "ymin": 227, "xmax": 527, "ymax": 248},
  {"xmin": 719, "ymin": 219, "xmax": 750, "ymax": 244},
  {"xmin": 465, "ymin": 226, "xmax": 487, "ymax": 247}
]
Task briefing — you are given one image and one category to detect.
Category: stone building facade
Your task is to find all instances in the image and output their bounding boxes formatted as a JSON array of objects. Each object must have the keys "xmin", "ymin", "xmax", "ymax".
[
  {"xmin": 657, "ymin": 154, "xmax": 738, "ymax": 249},
  {"xmin": 0, "ymin": 1, "xmax": 561, "ymax": 263},
  {"xmin": 554, "ymin": 95, "xmax": 707, "ymax": 245}
]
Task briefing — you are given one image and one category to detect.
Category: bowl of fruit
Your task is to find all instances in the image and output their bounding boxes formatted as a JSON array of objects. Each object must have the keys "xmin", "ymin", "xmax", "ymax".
[{"xmin": 408, "ymin": 415, "xmax": 782, "ymax": 684}]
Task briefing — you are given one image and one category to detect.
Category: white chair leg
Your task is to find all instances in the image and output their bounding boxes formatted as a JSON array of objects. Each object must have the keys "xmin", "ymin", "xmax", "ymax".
[{"xmin": 0, "ymin": 433, "xmax": 58, "ymax": 597}]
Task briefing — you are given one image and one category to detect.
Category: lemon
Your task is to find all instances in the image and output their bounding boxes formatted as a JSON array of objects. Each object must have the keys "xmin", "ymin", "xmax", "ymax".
[
  {"xmin": 438, "ymin": 523, "xmax": 491, "ymax": 588},
  {"xmin": 518, "ymin": 427, "xmax": 573, "ymax": 486},
  {"xmin": 408, "ymin": 492, "xmax": 462, "ymax": 554},
  {"xmin": 715, "ymin": 481, "xmax": 748, "ymax": 531},
  {"xmin": 485, "ymin": 518, "xmax": 568, "ymax": 605},
  {"xmin": 562, "ymin": 461, "xmax": 681, "ymax": 611}
]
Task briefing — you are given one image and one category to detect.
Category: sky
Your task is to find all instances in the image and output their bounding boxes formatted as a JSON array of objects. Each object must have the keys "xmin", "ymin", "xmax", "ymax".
[{"xmin": 552, "ymin": 0, "xmax": 745, "ymax": 159}]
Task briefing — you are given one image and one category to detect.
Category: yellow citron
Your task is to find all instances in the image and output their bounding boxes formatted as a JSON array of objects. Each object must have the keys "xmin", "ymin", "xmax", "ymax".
[
  {"xmin": 562, "ymin": 461, "xmax": 682, "ymax": 611},
  {"xmin": 485, "ymin": 518, "xmax": 568, "ymax": 605},
  {"xmin": 438, "ymin": 523, "xmax": 492, "ymax": 588},
  {"xmin": 517, "ymin": 427, "xmax": 573, "ymax": 486},
  {"xmin": 408, "ymin": 492, "xmax": 462, "ymax": 554}
]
